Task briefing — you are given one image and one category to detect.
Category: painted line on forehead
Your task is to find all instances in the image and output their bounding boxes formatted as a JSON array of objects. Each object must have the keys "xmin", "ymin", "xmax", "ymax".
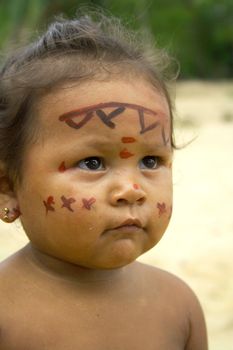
[
  {"xmin": 59, "ymin": 102, "xmax": 158, "ymax": 121},
  {"xmin": 156, "ymin": 202, "xmax": 167, "ymax": 217},
  {"xmin": 95, "ymin": 107, "xmax": 125, "ymax": 129},
  {"xmin": 60, "ymin": 111, "xmax": 94, "ymax": 130},
  {"xmin": 82, "ymin": 197, "xmax": 96, "ymax": 210},
  {"xmin": 161, "ymin": 125, "xmax": 170, "ymax": 146},
  {"xmin": 138, "ymin": 109, "xmax": 160, "ymax": 135},
  {"xmin": 119, "ymin": 148, "xmax": 135, "ymax": 159},
  {"xmin": 121, "ymin": 137, "xmax": 136, "ymax": 143},
  {"xmin": 43, "ymin": 196, "xmax": 55, "ymax": 214},
  {"xmin": 61, "ymin": 196, "xmax": 76, "ymax": 212},
  {"xmin": 59, "ymin": 102, "xmax": 167, "ymax": 133},
  {"xmin": 58, "ymin": 161, "xmax": 67, "ymax": 172}
]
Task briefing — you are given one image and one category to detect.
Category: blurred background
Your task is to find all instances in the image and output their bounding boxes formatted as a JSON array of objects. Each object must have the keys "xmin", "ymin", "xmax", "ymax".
[
  {"xmin": 0, "ymin": 1, "xmax": 233, "ymax": 349},
  {"xmin": 0, "ymin": 0, "xmax": 232, "ymax": 79}
]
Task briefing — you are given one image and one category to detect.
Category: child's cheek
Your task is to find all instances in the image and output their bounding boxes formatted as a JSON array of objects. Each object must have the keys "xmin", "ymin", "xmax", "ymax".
[
  {"xmin": 156, "ymin": 201, "xmax": 173, "ymax": 220},
  {"xmin": 42, "ymin": 194, "xmax": 97, "ymax": 215}
]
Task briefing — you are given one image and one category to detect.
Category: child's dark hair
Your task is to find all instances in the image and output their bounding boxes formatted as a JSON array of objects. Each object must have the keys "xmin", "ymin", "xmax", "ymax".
[{"xmin": 0, "ymin": 9, "xmax": 178, "ymax": 186}]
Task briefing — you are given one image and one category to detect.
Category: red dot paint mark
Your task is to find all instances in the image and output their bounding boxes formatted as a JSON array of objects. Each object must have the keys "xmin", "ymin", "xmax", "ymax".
[
  {"xmin": 157, "ymin": 202, "xmax": 167, "ymax": 217},
  {"xmin": 61, "ymin": 195, "xmax": 76, "ymax": 212},
  {"xmin": 43, "ymin": 196, "xmax": 55, "ymax": 214},
  {"xmin": 133, "ymin": 184, "xmax": 140, "ymax": 190},
  {"xmin": 58, "ymin": 161, "xmax": 66, "ymax": 172},
  {"xmin": 121, "ymin": 137, "xmax": 136, "ymax": 143},
  {"xmin": 82, "ymin": 197, "xmax": 96, "ymax": 210},
  {"xmin": 119, "ymin": 148, "xmax": 134, "ymax": 159}
]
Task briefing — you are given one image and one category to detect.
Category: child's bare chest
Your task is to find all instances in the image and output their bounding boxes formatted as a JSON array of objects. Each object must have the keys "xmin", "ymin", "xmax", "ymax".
[{"xmin": 1, "ymin": 289, "xmax": 187, "ymax": 350}]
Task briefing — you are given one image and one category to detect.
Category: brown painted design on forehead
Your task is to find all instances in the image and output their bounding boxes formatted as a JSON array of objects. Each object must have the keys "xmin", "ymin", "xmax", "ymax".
[
  {"xmin": 59, "ymin": 102, "xmax": 169, "ymax": 140},
  {"xmin": 61, "ymin": 195, "xmax": 76, "ymax": 212},
  {"xmin": 121, "ymin": 136, "xmax": 136, "ymax": 143},
  {"xmin": 95, "ymin": 107, "xmax": 125, "ymax": 128},
  {"xmin": 157, "ymin": 202, "xmax": 167, "ymax": 217},
  {"xmin": 119, "ymin": 148, "xmax": 134, "ymax": 159},
  {"xmin": 43, "ymin": 196, "xmax": 55, "ymax": 214},
  {"xmin": 82, "ymin": 197, "xmax": 96, "ymax": 210},
  {"xmin": 161, "ymin": 125, "xmax": 170, "ymax": 146},
  {"xmin": 58, "ymin": 161, "xmax": 67, "ymax": 172}
]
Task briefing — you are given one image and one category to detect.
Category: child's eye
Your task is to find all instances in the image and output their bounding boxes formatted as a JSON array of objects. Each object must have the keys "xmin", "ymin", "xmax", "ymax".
[
  {"xmin": 139, "ymin": 156, "xmax": 160, "ymax": 169},
  {"xmin": 77, "ymin": 157, "xmax": 105, "ymax": 171}
]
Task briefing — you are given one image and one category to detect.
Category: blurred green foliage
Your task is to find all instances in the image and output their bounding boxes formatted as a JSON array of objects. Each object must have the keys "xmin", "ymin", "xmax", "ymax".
[{"xmin": 0, "ymin": 0, "xmax": 232, "ymax": 79}]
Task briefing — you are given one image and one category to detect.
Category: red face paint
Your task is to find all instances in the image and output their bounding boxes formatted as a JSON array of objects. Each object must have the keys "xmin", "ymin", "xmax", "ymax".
[
  {"xmin": 58, "ymin": 161, "xmax": 66, "ymax": 172},
  {"xmin": 43, "ymin": 196, "xmax": 55, "ymax": 214},
  {"xmin": 61, "ymin": 195, "xmax": 76, "ymax": 212},
  {"xmin": 133, "ymin": 184, "xmax": 139, "ymax": 190},
  {"xmin": 119, "ymin": 148, "xmax": 134, "ymax": 159},
  {"xmin": 157, "ymin": 202, "xmax": 167, "ymax": 217},
  {"xmin": 121, "ymin": 137, "xmax": 136, "ymax": 143},
  {"xmin": 82, "ymin": 197, "xmax": 96, "ymax": 210}
]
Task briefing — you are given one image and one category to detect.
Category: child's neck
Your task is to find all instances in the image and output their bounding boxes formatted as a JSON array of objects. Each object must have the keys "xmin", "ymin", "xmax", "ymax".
[{"xmin": 23, "ymin": 243, "xmax": 132, "ymax": 286}]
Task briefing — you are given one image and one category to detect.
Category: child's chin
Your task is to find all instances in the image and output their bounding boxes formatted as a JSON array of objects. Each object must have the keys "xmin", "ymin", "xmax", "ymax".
[{"xmin": 95, "ymin": 242, "xmax": 145, "ymax": 269}]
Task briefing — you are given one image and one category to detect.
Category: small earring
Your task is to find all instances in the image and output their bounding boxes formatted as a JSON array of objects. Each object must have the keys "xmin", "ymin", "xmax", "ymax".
[{"xmin": 3, "ymin": 207, "xmax": 10, "ymax": 222}]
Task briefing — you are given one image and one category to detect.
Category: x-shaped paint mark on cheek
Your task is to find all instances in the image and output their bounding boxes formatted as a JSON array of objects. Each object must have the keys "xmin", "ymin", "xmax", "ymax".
[
  {"xmin": 157, "ymin": 202, "xmax": 167, "ymax": 217},
  {"xmin": 43, "ymin": 196, "xmax": 55, "ymax": 214},
  {"xmin": 82, "ymin": 198, "xmax": 96, "ymax": 210},
  {"xmin": 61, "ymin": 195, "xmax": 76, "ymax": 212}
]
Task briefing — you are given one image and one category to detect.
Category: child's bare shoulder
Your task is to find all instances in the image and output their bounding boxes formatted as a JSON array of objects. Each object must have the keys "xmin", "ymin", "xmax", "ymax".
[
  {"xmin": 138, "ymin": 261, "xmax": 204, "ymax": 315},
  {"xmin": 0, "ymin": 247, "xmax": 28, "ymax": 280},
  {"xmin": 0, "ymin": 249, "xmax": 31, "ymax": 313},
  {"xmin": 0, "ymin": 248, "xmax": 57, "ymax": 349},
  {"xmin": 0, "ymin": 250, "xmax": 28, "ymax": 345},
  {"xmin": 136, "ymin": 262, "xmax": 208, "ymax": 349},
  {"xmin": 0, "ymin": 250, "xmax": 24, "ymax": 289},
  {"xmin": 139, "ymin": 261, "xmax": 193, "ymax": 292}
]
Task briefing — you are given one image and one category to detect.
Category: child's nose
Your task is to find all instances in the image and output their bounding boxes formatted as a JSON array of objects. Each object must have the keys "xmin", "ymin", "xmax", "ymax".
[{"xmin": 109, "ymin": 184, "xmax": 146, "ymax": 206}]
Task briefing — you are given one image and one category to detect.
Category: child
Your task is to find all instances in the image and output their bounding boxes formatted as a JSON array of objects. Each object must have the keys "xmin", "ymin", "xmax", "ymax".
[{"xmin": 0, "ymin": 10, "xmax": 208, "ymax": 349}]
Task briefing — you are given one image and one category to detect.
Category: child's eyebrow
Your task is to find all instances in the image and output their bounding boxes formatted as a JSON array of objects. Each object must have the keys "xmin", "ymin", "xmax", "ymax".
[{"xmin": 58, "ymin": 101, "xmax": 169, "ymax": 138}]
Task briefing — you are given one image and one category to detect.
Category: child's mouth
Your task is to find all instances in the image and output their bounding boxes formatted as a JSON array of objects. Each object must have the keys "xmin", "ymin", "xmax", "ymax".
[
  {"xmin": 103, "ymin": 218, "xmax": 144, "ymax": 234},
  {"xmin": 114, "ymin": 218, "xmax": 143, "ymax": 229}
]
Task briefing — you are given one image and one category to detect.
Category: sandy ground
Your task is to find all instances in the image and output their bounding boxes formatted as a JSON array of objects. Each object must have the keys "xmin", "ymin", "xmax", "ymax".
[{"xmin": 0, "ymin": 81, "xmax": 233, "ymax": 349}]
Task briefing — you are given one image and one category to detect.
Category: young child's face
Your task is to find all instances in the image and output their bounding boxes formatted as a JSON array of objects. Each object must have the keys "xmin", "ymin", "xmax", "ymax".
[{"xmin": 16, "ymin": 78, "xmax": 173, "ymax": 269}]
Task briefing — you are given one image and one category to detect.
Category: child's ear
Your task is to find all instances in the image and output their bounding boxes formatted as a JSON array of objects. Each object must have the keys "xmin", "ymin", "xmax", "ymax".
[{"xmin": 0, "ymin": 162, "xmax": 20, "ymax": 223}]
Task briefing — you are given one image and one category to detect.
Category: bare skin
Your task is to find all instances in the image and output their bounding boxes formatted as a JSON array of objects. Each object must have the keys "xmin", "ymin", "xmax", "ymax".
[
  {"xmin": 0, "ymin": 245, "xmax": 207, "ymax": 350},
  {"xmin": 0, "ymin": 78, "xmax": 208, "ymax": 349}
]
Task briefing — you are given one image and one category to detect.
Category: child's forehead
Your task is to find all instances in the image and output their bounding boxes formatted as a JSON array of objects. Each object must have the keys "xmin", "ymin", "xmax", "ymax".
[
  {"xmin": 38, "ymin": 79, "xmax": 169, "ymax": 115},
  {"xmin": 36, "ymin": 79, "xmax": 170, "ymax": 141}
]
